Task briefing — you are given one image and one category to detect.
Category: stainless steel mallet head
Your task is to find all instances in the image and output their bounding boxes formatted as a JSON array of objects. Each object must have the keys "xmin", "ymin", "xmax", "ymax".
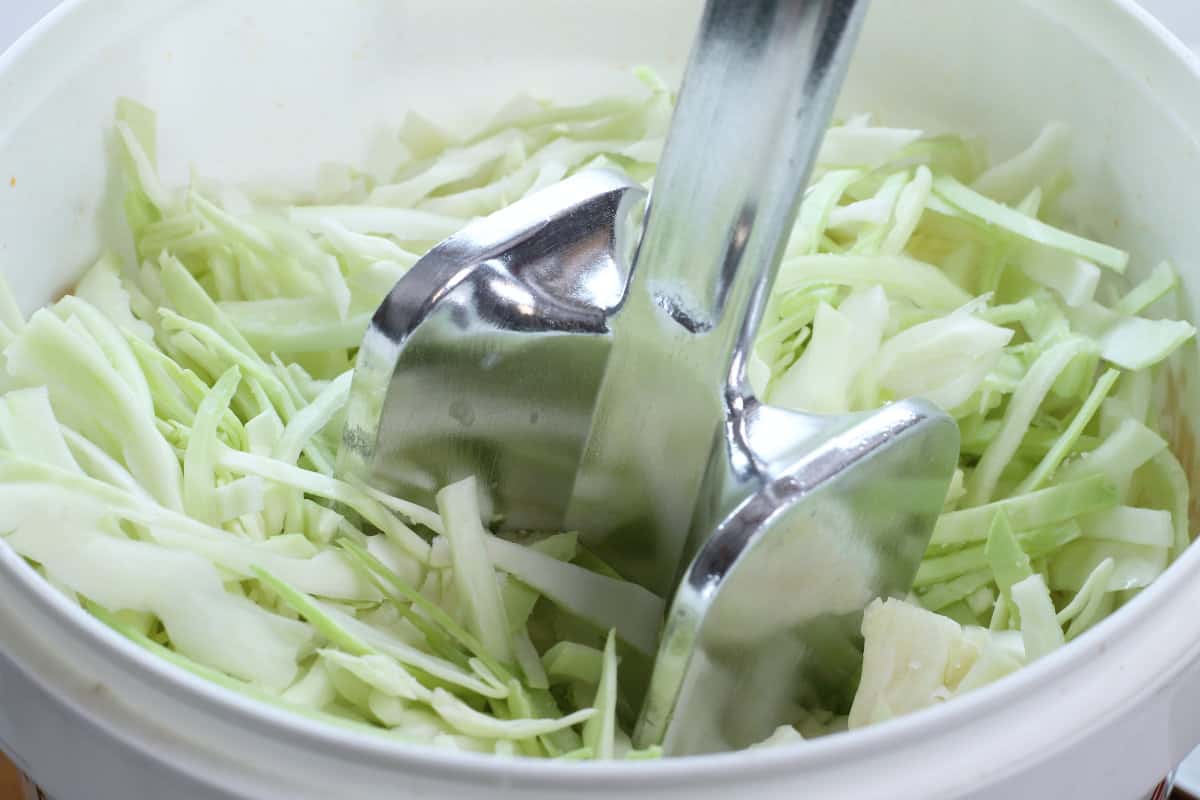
[{"xmin": 339, "ymin": 0, "xmax": 958, "ymax": 755}]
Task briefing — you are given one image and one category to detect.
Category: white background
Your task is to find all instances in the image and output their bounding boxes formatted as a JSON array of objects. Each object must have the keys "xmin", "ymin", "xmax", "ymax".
[
  {"xmin": 2, "ymin": 0, "xmax": 1200, "ymax": 794},
  {"xmin": 2, "ymin": 0, "xmax": 1199, "ymax": 57}
]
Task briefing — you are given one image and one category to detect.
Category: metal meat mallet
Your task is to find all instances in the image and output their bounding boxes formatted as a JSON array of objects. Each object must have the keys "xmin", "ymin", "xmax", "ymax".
[{"xmin": 338, "ymin": 0, "xmax": 959, "ymax": 755}]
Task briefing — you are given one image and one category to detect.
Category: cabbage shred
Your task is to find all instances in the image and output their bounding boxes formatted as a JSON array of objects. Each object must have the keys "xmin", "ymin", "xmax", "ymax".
[{"xmin": 0, "ymin": 74, "xmax": 1193, "ymax": 752}]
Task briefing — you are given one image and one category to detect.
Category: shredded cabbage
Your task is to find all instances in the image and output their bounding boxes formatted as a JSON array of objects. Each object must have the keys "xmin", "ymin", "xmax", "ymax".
[{"xmin": 0, "ymin": 75, "xmax": 1193, "ymax": 755}]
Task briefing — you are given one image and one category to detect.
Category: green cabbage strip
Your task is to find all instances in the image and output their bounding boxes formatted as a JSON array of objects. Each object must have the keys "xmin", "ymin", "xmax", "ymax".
[{"xmin": 0, "ymin": 83, "xmax": 1193, "ymax": 755}]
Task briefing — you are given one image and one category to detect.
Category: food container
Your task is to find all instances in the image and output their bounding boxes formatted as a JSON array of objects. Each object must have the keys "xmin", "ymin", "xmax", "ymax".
[{"xmin": 1, "ymin": 0, "xmax": 1200, "ymax": 797}]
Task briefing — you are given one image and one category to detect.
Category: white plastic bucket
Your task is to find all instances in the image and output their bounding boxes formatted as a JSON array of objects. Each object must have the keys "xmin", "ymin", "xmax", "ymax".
[{"xmin": 2, "ymin": 1, "xmax": 1200, "ymax": 798}]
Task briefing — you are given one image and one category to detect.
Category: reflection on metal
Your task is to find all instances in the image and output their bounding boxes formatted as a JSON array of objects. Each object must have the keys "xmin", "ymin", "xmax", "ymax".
[
  {"xmin": 340, "ymin": 0, "xmax": 958, "ymax": 755},
  {"xmin": 340, "ymin": 170, "xmax": 644, "ymax": 529},
  {"xmin": 637, "ymin": 398, "xmax": 957, "ymax": 753}
]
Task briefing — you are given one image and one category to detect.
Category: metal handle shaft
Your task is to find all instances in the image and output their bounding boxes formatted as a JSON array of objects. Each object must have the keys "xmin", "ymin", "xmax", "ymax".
[{"xmin": 566, "ymin": 0, "xmax": 871, "ymax": 593}]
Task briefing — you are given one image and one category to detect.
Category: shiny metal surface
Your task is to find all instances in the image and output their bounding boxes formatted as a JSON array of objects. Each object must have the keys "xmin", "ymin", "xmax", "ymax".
[
  {"xmin": 341, "ymin": 0, "xmax": 959, "ymax": 755},
  {"xmin": 635, "ymin": 398, "xmax": 959, "ymax": 753},
  {"xmin": 566, "ymin": 0, "xmax": 875, "ymax": 595},
  {"xmin": 339, "ymin": 170, "xmax": 646, "ymax": 528}
]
